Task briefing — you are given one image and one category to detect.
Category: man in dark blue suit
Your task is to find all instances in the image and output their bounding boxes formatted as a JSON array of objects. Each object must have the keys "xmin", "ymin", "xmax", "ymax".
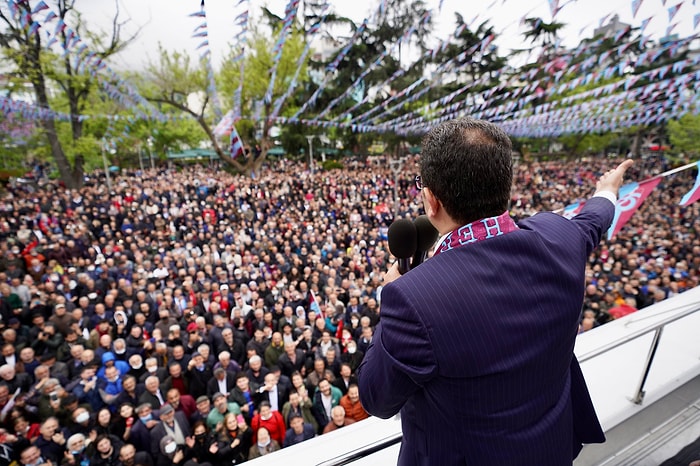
[{"xmin": 358, "ymin": 117, "xmax": 633, "ymax": 465}]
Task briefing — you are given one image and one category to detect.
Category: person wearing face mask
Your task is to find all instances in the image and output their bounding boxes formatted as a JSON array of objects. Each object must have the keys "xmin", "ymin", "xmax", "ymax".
[
  {"xmin": 157, "ymin": 436, "xmax": 187, "ymax": 466},
  {"xmin": 128, "ymin": 404, "xmax": 159, "ymax": 454},
  {"xmin": 247, "ymin": 426, "xmax": 279, "ymax": 460},
  {"xmin": 139, "ymin": 357, "xmax": 167, "ymax": 384},
  {"xmin": 96, "ymin": 366, "xmax": 122, "ymax": 407},
  {"xmin": 68, "ymin": 408, "xmax": 92, "ymax": 437},
  {"xmin": 340, "ymin": 340, "xmax": 364, "ymax": 374},
  {"xmin": 19, "ymin": 445, "xmax": 53, "ymax": 466},
  {"xmin": 183, "ymin": 421, "xmax": 216, "ymax": 466},
  {"xmin": 63, "ymin": 433, "xmax": 89, "ymax": 466},
  {"xmin": 250, "ymin": 402, "xmax": 285, "ymax": 447},
  {"xmin": 150, "ymin": 404, "xmax": 191, "ymax": 465}
]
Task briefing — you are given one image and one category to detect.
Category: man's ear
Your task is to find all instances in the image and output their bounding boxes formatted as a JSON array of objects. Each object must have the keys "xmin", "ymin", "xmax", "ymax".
[{"xmin": 423, "ymin": 188, "xmax": 441, "ymax": 219}]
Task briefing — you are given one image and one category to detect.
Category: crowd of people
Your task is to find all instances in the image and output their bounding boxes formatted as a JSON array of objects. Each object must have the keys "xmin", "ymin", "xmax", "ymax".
[{"xmin": 0, "ymin": 153, "xmax": 696, "ymax": 465}]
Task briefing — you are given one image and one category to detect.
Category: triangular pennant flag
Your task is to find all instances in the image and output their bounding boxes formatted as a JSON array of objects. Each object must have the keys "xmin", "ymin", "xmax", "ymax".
[
  {"xmin": 694, "ymin": 13, "xmax": 700, "ymax": 29},
  {"xmin": 608, "ymin": 177, "xmax": 662, "ymax": 239},
  {"xmin": 679, "ymin": 161, "xmax": 700, "ymax": 206},
  {"xmin": 631, "ymin": 0, "xmax": 644, "ymax": 17},
  {"xmin": 668, "ymin": 2, "xmax": 683, "ymax": 22}
]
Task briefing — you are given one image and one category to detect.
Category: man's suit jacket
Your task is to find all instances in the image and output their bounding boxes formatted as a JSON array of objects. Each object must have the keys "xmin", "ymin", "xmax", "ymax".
[
  {"xmin": 258, "ymin": 383, "xmax": 290, "ymax": 411},
  {"xmin": 139, "ymin": 390, "xmax": 163, "ymax": 410},
  {"xmin": 129, "ymin": 416, "xmax": 158, "ymax": 453},
  {"xmin": 358, "ymin": 198, "xmax": 611, "ymax": 466},
  {"xmin": 206, "ymin": 372, "xmax": 237, "ymax": 398},
  {"xmin": 150, "ymin": 412, "xmax": 192, "ymax": 462}
]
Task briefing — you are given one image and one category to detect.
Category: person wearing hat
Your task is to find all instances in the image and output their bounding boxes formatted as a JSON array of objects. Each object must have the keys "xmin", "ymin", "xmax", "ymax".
[
  {"xmin": 150, "ymin": 403, "xmax": 191, "ymax": 465},
  {"xmin": 205, "ymin": 391, "xmax": 242, "ymax": 431},
  {"xmin": 190, "ymin": 395, "xmax": 212, "ymax": 426},
  {"xmin": 48, "ymin": 301, "xmax": 74, "ymax": 337}
]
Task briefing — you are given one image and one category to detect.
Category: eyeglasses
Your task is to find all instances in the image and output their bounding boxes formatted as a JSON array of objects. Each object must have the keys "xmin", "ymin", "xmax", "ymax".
[{"xmin": 415, "ymin": 175, "xmax": 424, "ymax": 190}]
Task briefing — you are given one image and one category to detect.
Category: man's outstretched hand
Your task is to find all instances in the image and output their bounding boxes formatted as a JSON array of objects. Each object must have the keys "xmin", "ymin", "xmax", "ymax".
[{"xmin": 596, "ymin": 160, "xmax": 634, "ymax": 198}]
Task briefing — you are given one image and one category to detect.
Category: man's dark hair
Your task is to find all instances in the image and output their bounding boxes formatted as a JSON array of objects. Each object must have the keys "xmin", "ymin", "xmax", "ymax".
[{"xmin": 420, "ymin": 117, "xmax": 513, "ymax": 225}]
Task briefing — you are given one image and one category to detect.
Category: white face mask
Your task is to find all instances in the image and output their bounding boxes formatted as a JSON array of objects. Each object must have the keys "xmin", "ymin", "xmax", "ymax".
[
  {"xmin": 348, "ymin": 346, "xmax": 357, "ymax": 354},
  {"xmin": 258, "ymin": 439, "xmax": 270, "ymax": 448},
  {"xmin": 76, "ymin": 412, "xmax": 90, "ymax": 424},
  {"xmin": 131, "ymin": 363, "xmax": 142, "ymax": 370},
  {"xmin": 164, "ymin": 442, "xmax": 177, "ymax": 454},
  {"xmin": 147, "ymin": 366, "xmax": 157, "ymax": 373}
]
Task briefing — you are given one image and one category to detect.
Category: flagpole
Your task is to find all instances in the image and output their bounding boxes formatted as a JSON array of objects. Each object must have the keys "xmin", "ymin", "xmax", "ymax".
[{"xmin": 649, "ymin": 161, "xmax": 698, "ymax": 180}]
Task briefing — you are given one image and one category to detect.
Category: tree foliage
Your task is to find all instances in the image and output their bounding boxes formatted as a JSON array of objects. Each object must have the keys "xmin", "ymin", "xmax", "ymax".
[{"xmin": 0, "ymin": 0, "xmax": 136, "ymax": 188}]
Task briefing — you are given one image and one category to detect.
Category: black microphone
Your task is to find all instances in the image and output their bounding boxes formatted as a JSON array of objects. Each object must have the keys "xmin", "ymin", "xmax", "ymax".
[
  {"xmin": 412, "ymin": 215, "xmax": 439, "ymax": 269},
  {"xmin": 387, "ymin": 219, "xmax": 417, "ymax": 275}
]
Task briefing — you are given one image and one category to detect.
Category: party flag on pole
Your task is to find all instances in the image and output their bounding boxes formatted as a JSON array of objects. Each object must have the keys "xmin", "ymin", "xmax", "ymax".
[
  {"xmin": 230, "ymin": 123, "xmax": 244, "ymax": 159},
  {"xmin": 309, "ymin": 290, "xmax": 323, "ymax": 319},
  {"xmin": 562, "ymin": 201, "xmax": 586, "ymax": 219},
  {"xmin": 608, "ymin": 178, "xmax": 662, "ymax": 239},
  {"xmin": 679, "ymin": 161, "xmax": 700, "ymax": 206}
]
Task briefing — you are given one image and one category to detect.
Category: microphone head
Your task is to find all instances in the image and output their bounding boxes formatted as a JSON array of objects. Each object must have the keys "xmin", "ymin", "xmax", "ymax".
[
  {"xmin": 414, "ymin": 215, "xmax": 439, "ymax": 253},
  {"xmin": 387, "ymin": 219, "xmax": 417, "ymax": 259}
]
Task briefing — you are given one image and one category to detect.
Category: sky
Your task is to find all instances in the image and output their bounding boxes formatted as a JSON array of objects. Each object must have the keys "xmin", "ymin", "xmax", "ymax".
[{"xmin": 76, "ymin": 0, "xmax": 700, "ymax": 71}]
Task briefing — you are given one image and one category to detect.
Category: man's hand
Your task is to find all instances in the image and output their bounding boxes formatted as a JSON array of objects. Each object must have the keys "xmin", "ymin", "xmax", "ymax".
[
  {"xmin": 383, "ymin": 262, "xmax": 401, "ymax": 285},
  {"xmin": 596, "ymin": 160, "xmax": 634, "ymax": 197}
]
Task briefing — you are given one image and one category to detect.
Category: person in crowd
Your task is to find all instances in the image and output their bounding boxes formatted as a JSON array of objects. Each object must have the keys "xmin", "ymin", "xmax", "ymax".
[
  {"xmin": 339, "ymin": 384, "xmax": 369, "ymax": 422},
  {"xmin": 250, "ymin": 401, "xmax": 286, "ymax": 446},
  {"xmin": 322, "ymin": 405, "xmax": 356, "ymax": 434},
  {"xmin": 205, "ymin": 392, "xmax": 241, "ymax": 431},
  {"xmin": 247, "ymin": 426, "xmax": 280, "ymax": 460},
  {"xmin": 216, "ymin": 412, "xmax": 251, "ymax": 464},
  {"xmin": 283, "ymin": 413, "xmax": 316, "ymax": 448},
  {"xmin": 282, "ymin": 390, "xmax": 318, "ymax": 433},
  {"xmin": 129, "ymin": 404, "xmax": 159, "ymax": 454},
  {"xmin": 185, "ymin": 420, "xmax": 217, "ymax": 466},
  {"xmin": 312, "ymin": 378, "xmax": 342, "ymax": 434},
  {"xmin": 149, "ymin": 404, "xmax": 190, "ymax": 464}
]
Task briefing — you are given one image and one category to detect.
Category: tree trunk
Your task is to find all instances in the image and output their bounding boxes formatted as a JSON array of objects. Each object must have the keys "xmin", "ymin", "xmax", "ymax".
[
  {"xmin": 631, "ymin": 128, "xmax": 644, "ymax": 158},
  {"xmin": 33, "ymin": 74, "xmax": 83, "ymax": 189}
]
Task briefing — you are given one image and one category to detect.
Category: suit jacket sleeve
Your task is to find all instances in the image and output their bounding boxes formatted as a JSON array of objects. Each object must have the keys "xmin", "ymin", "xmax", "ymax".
[
  {"xmin": 357, "ymin": 283, "xmax": 438, "ymax": 419},
  {"xmin": 567, "ymin": 196, "xmax": 615, "ymax": 255}
]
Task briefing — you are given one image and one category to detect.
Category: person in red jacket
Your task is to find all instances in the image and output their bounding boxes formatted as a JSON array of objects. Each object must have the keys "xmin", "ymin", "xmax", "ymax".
[{"xmin": 250, "ymin": 401, "xmax": 286, "ymax": 446}]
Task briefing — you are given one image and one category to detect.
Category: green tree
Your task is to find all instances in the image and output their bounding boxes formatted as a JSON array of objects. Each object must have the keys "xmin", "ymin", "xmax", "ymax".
[
  {"xmin": 668, "ymin": 114, "xmax": 700, "ymax": 157},
  {"xmin": 0, "ymin": 0, "xmax": 136, "ymax": 188}
]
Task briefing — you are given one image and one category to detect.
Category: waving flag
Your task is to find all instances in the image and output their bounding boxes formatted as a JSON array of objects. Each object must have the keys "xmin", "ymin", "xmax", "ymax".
[
  {"xmin": 562, "ymin": 201, "xmax": 586, "ymax": 219},
  {"xmin": 679, "ymin": 162, "xmax": 700, "ymax": 206},
  {"xmin": 309, "ymin": 290, "xmax": 323, "ymax": 319},
  {"xmin": 608, "ymin": 178, "xmax": 662, "ymax": 239},
  {"xmin": 229, "ymin": 123, "xmax": 244, "ymax": 159}
]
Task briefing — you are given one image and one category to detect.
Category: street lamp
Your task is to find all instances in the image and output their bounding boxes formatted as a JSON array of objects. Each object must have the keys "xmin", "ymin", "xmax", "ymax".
[{"xmin": 305, "ymin": 135, "xmax": 315, "ymax": 173}]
